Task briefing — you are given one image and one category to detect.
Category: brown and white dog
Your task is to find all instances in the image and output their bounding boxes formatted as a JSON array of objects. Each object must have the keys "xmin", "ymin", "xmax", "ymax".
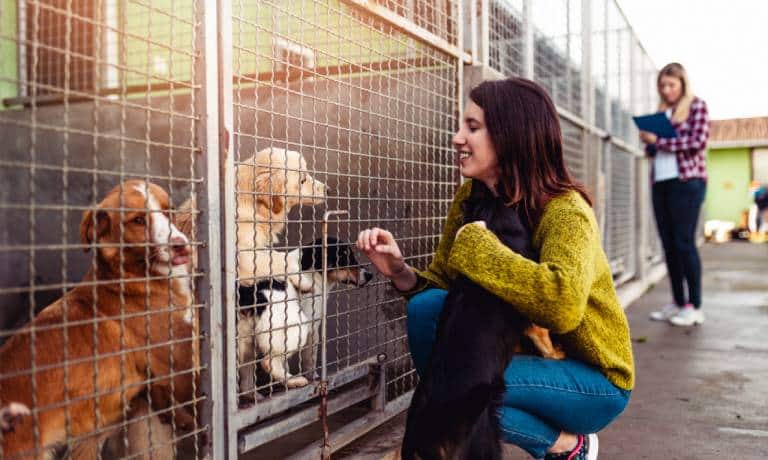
[
  {"xmin": 175, "ymin": 147, "xmax": 327, "ymax": 283},
  {"xmin": 0, "ymin": 180, "xmax": 196, "ymax": 459}
]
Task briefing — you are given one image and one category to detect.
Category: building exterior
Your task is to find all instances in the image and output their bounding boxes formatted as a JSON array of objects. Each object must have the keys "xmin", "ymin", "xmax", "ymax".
[{"xmin": 706, "ymin": 117, "xmax": 768, "ymax": 225}]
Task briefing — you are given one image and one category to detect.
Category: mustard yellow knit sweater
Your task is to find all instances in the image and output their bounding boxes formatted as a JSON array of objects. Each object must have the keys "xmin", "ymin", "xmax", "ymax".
[{"xmin": 402, "ymin": 180, "xmax": 635, "ymax": 390}]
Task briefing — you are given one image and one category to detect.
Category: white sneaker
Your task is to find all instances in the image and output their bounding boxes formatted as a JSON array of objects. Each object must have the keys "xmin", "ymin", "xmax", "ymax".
[
  {"xmin": 669, "ymin": 305, "xmax": 704, "ymax": 327},
  {"xmin": 649, "ymin": 303, "xmax": 680, "ymax": 321},
  {"xmin": 586, "ymin": 433, "xmax": 599, "ymax": 460}
]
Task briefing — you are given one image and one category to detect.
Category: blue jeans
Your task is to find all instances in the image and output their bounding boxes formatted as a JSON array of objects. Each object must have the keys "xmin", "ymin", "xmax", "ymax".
[
  {"xmin": 407, "ymin": 289, "xmax": 631, "ymax": 458},
  {"xmin": 652, "ymin": 178, "xmax": 706, "ymax": 308}
]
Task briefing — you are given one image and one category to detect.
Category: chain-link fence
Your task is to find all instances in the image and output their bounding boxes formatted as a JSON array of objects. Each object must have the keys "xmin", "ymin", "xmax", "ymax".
[{"xmin": 1, "ymin": 0, "xmax": 663, "ymax": 458}]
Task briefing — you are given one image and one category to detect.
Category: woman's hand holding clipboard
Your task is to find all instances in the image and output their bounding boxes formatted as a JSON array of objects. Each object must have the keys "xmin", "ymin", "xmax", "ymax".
[{"xmin": 633, "ymin": 112, "xmax": 678, "ymax": 139}]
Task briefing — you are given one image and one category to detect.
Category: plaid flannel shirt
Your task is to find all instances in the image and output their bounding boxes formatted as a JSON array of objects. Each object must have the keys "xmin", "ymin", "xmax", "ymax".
[{"xmin": 653, "ymin": 97, "xmax": 710, "ymax": 181}]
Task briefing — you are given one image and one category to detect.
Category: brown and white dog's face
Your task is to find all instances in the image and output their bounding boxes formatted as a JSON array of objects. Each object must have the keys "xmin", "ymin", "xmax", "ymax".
[
  {"xmin": 239, "ymin": 147, "xmax": 327, "ymax": 217},
  {"xmin": 80, "ymin": 180, "xmax": 190, "ymax": 277}
]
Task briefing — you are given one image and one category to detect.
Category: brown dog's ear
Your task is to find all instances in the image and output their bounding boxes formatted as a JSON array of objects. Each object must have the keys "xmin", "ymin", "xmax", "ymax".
[
  {"xmin": 80, "ymin": 209, "xmax": 110, "ymax": 251},
  {"xmin": 255, "ymin": 193, "xmax": 285, "ymax": 214},
  {"xmin": 270, "ymin": 195, "xmax": 284, "ymax": 214},
  {"xmin": 254, "ymin": 166, "xmax": 286, "ymax": 214},
  {"xmin": 173, "ymin": 197, "xmax": 196, "ymax": 238}
]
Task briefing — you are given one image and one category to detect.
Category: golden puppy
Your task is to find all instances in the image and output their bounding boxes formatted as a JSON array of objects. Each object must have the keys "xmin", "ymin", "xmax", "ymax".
[
  {"xmin": 175, "ymin": 147, "xmax": 327, "ymax": 283},
  {"xmin": 236, "ymin": 147, "xmax": 327, "ymax": 283}
]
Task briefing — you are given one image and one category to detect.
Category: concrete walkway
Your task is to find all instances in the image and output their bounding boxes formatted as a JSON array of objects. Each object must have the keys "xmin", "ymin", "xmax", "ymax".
[{"xmin": 337, "ymin": 242, "xmax": 768, "ymax": 459}]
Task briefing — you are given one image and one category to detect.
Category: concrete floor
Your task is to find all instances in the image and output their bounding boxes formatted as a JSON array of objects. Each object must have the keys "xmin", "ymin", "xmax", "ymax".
[{"xmin": 337, "ymin": 242, "xmax": 768, "ymax": 459}]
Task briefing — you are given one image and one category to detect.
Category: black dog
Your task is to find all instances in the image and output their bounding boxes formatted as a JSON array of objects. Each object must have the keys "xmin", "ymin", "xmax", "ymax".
[{"xmin": 401, "ymin": 182, "xmax": 539, "ymax": 460}]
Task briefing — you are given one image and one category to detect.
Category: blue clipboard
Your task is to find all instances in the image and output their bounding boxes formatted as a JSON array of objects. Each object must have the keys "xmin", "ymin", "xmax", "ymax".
[{"xmin": 632, "ymin": 112, "xmax": 678, "ymax": 138}]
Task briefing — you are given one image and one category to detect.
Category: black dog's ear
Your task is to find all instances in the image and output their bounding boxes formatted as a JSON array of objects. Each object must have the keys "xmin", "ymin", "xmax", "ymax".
[
  {"xmin": 301, "ymin": 237, "xmax": 344, "ymax": 271},
  {"xmin": 322, "ymin": 236, "xmax": 347, "ymax": 267},
  {"xmin": 237, "ymin": 284, "xmax": 256, "ymax": 309},
  {"xmin": 301, "ymin": 245, "xmax": 318, "ymax": 271}
]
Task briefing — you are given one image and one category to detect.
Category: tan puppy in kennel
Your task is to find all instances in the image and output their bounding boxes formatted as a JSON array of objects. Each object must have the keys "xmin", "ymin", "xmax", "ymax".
[
  {"xmin": 174, "ymin": 146, "xmax": 327, "ymax": 405},
  {"xmin": 174, "ymin": 146, "xmax": 328, "ymax": 282}
]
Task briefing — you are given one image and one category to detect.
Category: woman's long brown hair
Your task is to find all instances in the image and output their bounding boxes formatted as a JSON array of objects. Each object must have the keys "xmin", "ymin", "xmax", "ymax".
[{"xmin": 468, "ymin": 77, "xmax": 592, "ymax": 228}]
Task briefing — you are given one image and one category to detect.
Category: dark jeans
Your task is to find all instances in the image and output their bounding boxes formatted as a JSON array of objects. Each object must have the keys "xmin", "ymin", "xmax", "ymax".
[
  {"xmin": 407, "ymin": 289, "xmax": 631, "ymax": 458},
  {"xmin": 652, "ymin": 178, "xmax": 706, "ymax": 308}
]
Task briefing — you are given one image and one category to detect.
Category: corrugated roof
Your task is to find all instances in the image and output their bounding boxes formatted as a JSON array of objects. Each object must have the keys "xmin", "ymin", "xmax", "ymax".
[{"xmin": 710, "ymin": 117, "xmax": 768, "ymax": 143}]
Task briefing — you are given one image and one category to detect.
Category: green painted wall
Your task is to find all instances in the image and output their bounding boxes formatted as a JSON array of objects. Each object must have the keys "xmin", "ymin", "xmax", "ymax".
[
  {"xmin": 123, "ymin": 1, "xmax": 195, "ymax": 87},
  {"xmin": 120, "ymin": 0, "xmax": 421, "ymax": 96},
  {"xmin": 705, "ymin": 147, "xmax": 752, "ymax": 225},
  {"xmin": 230, "ymin": 1, "xmax": 420, "ymax": 79},
  {"xmin": 1, "ymin": 0, "xmax": 18, "ymax": 101}
]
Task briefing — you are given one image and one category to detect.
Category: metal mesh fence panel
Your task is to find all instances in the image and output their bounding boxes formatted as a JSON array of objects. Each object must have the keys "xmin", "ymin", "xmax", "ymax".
[
  {"xmin": 531, "ymin": 0, "xmax": 582, "ymax": 116},
  {"xmin": 227, "ymin": 0, "xmax": 459, "ymax": 454},
  {"xmin": 371, "ymin": 0, "xmax": 458, "ymax": 44},
  {"xmin": 487, "ymin": 0, "xmax": 524, "ymax": 77},
  {"xmin": 592, "ymin": 0, "xmax": 607, "ymax": 131},
  {"xmin": 0, "ymin": 0, "xmax": 208, "ymax": 458},
  {"xmin": 606, "ymin": 145, "xmax": 637, "ymax": 278},
  {"xmin": 561, "ymin": 116, "xmax": 587, "ymax": 184}
]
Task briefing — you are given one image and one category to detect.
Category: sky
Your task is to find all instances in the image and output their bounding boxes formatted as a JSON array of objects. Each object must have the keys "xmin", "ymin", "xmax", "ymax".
[{"xmin": 616, "ymin": 0, "xmax": 768, "ymax": 120}]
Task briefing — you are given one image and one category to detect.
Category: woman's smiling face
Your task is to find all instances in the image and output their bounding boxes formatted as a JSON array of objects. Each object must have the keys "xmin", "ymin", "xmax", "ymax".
[{"xmin": 452, "ymin": 101, "xmax": 500, "ymax": 193}]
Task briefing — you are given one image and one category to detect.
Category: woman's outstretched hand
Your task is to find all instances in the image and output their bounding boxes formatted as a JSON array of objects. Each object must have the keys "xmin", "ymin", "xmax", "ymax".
[
  {"xmin": 356, "ymin": 227, "xmax": 417, "ymax": 291},
  {"xmin": 356, "ymin": 228, "xmax": 405, "ymax": 277}
]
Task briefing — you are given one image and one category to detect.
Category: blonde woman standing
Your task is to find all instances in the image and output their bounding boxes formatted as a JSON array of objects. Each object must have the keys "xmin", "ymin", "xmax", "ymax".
[{"xmin": 641, "ymin": 62, "xmax": 710, "ymax": 327}]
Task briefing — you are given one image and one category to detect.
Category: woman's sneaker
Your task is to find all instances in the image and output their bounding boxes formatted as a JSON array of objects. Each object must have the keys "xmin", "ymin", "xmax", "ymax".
[
  {"xmin": 669, "ymin": 305, "xmax": 705, "ymax": 327},
  {"xmin": 544, "ymin": 433, "xmax": 598, "ymax": 460},
  {"xmin": 649, "ymin": 303, "xmax": 680, "ymax": 321}
]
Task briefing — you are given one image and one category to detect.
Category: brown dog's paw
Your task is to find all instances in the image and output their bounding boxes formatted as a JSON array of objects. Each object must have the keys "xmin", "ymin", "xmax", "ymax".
[
  {"xmin": 524, "ymin": 324, "xmax": 566, "ymax": 360},
  {"xmin": 543, "ymin": 347, "xmax": 567, "ymax": 360}
]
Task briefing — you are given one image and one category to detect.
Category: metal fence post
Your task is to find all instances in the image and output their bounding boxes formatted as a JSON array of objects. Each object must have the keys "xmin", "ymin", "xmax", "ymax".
[
  {"xmin": 214, "ymin": 0, "xmax": 237, "ymax": 458},
  {"xmin": 522, "ymin": 0, "xmax": 534, "ymax": 79},
  {"xmin": 195, "ymin": 0, "xmax": 227, "ymax": 458},
  {"xmin": 481, "ymin": 0, "xmax": 490, "ymax": 65}
]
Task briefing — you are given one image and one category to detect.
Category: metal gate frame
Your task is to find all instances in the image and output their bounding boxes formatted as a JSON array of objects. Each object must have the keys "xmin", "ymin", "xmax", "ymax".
[
  {"xmin": 196, "ymin": 0, "xmax": 660, "ymax": 456},
  {"xmin": 201, "ymin": 1, "xmax": 470, "ymax": 458},
  {"xmin": 195, "ymin": 1, "xmax": 227, "ymax": 459},
  {"xmin": 201, "ymin": 0, "xmax": 659, "ymax": 457}
]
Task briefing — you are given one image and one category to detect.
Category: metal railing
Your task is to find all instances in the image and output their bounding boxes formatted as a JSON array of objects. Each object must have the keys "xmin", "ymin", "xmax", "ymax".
[{"xmin": 0, "ymin": 0, "xmax": 664, "ymax": 458}]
